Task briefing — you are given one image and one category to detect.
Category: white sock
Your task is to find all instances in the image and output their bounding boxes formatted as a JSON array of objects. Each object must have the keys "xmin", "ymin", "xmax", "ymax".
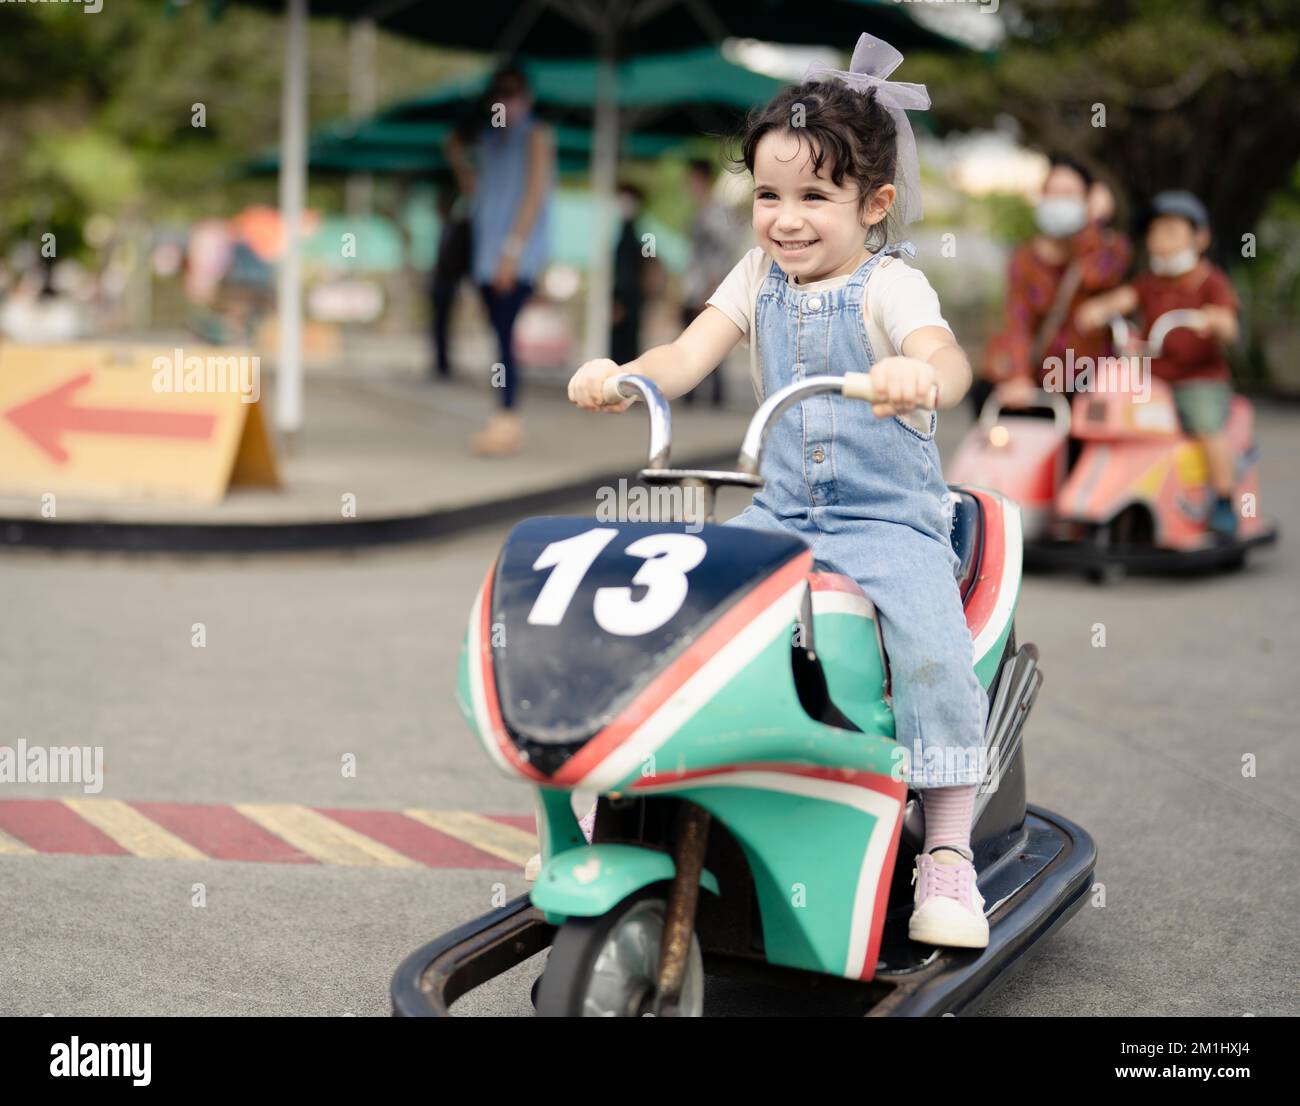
[{"xmin": 922, "ymin": 784, "xmax": 976, "ymax": 864}]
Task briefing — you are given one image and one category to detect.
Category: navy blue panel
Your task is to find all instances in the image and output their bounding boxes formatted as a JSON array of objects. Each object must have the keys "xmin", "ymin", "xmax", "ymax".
[
  {"xmin": 490, "ymin": 517, "xmax": 808, "ymax": 757},
  {"xmin": 948, "ymin": 488, "xmax": 983, "ymax": 600}
]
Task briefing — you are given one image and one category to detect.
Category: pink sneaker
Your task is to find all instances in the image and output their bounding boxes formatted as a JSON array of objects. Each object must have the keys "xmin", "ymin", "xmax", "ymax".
[{"xmin": 908, "ymin": 847, "xmax": 989, "ymax": 949}]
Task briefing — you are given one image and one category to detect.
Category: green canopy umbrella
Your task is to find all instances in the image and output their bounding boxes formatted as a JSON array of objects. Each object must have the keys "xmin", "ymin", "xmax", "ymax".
[
  {"xmin": 245, "ymin": 121, "xmax": 685, "ymax": 176},
  {"xmin": 215, "ymin": 0, "xmax": 968, "ymax": 430},
  {"xmin": 379, "ymin": 45, "xmax": 785, "ymax": 136},
  {"xmin": 245, "ymin": 47, "xmax": 782, "ymax": 175}
]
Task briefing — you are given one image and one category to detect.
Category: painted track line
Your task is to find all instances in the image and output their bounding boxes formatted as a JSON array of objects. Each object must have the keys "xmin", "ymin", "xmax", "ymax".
[
  {"xmin": 403, "ymin": 810, "xmax": 537, "ymax": 866},
  {"xmin": 0, "ymin": 799, "xmax": 128, "ymax": 856},
  {"xmin": 0, "ymin": 798, "xmax": 538, "ymax": 869},
  {"xmin": 0, "ymin": 826, "xmax": 35, "ymax": 855},
  {"xmin": 62, "ymin": 798, "xmax": 208, "ymax": 860},
  {"xmin": 235, "ymin": 803, "xmax": 421, "ymax": 868}
]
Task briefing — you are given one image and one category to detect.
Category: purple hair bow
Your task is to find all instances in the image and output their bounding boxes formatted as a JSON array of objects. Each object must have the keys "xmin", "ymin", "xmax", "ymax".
[{"xmin": 804, "ymin": 32, "xmax": 932, "ymax": 225}]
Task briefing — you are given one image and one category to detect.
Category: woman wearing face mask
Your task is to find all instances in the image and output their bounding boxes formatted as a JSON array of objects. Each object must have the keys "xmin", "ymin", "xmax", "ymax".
[
  {"xmin": 979, "ymin": 154, "xmax": 1132, "ymax": 414},
  {"xmin": 447, "ymin": 65, "xmax": 555, "ymax": 455}
]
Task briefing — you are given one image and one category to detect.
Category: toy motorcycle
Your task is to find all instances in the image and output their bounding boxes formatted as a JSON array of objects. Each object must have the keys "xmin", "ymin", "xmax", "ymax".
[
  {"xmin": 392, "ymin": 372, "xmax": 1096, "ymax": 1017},
  {"xmin": 949, "ymin": 310, "xmax": 1277, "ymax": 582}
]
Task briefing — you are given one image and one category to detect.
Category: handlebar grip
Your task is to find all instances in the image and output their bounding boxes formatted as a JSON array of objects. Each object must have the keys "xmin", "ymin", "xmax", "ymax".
[
  {"xmin": 600, "ymin": 375, "xmax": 631, "ymax": 406},
  {"xmin": 842, "ymin": 372, "xmax": 939, "ymax": 411}
]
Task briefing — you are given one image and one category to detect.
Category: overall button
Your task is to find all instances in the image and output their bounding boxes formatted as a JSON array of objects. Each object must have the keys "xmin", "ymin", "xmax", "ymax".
[
  {"xmin": 806, "ymin": 296, "xmax": 822, "ymax": 312},
  {"xmin": 811, "ymin": 447, "xmax": 826, "ymax": 463}
]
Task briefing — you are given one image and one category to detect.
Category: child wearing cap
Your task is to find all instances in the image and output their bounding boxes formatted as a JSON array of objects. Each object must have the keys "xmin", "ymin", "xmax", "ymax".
[{"xmin": 1075, "ymin": 190, "xmax": 1242, "ymax": 538}]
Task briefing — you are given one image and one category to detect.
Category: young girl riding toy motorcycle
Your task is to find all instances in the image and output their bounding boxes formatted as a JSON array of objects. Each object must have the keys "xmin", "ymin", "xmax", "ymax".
[{"xmin": 568, "ymin": 33, "xmax": 990, "ymax": 950}]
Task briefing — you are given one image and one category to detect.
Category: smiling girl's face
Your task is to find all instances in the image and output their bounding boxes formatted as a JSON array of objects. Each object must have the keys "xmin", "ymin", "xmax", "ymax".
[{"xmin": 752, "ymin": 130, "xmax": 892, "ymax": 284}]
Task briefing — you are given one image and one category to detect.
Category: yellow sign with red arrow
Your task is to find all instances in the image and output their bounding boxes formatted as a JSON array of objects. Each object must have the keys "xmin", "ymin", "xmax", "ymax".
[{"xmin": 0, "ymin": 343, "xmax": 279, "ymax": 504}]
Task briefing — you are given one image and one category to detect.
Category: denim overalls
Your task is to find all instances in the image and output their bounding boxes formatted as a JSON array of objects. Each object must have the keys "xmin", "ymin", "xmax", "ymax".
[{"xmin": 723, "ymin": 246, "xmax": 988, "ymax": 788}]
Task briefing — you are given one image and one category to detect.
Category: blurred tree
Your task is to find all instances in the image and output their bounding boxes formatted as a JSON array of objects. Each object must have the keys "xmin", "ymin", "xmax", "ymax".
[
  {"xmin": 0, "ymin": 3, "xmax": 478, "ymax": 255},
  {"xmin": 908, "ymin": 0, "xmax": 1300, "ymax": 265}
]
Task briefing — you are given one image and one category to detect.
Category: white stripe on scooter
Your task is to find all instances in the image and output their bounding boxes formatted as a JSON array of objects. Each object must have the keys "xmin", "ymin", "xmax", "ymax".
[
  {"xmin": 971, "ymin": 497, "xmax": 1022, "ymax": 662},
  {"xmin": 577, "ymin": 580, "xmax": 808, "ymax": 794},
  {"xmin": 466, "ymin": 580, "xmax": 515, "ymax": 777},
  {"xmin": 812, "ymin": 590, "xmax": 876, "ymax": 620},
  {"xmin": 635, "ymin": 768, "xmax": 900, "ymax": 979}
]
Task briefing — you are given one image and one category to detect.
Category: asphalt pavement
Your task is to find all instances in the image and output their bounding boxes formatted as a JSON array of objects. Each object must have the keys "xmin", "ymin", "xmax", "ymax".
[{"xmin": 0, "ymin": 403, "xmax": 1295, "ymax": 1016}]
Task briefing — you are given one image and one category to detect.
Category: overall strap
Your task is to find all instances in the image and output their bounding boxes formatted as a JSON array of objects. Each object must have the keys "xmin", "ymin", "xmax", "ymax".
[{"xmin": 845, "ymin": 239, "xmax": 917, "ymax": 295}]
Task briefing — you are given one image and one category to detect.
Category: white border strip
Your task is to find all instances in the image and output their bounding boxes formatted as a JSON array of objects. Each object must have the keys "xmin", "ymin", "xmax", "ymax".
[
  {"xmin": 811, "ymin": 590, "xmax": 876, "ymax": 620},
  {"xmin": 465, "ymin": 578, "xmax": 515, "ymax": 776}
]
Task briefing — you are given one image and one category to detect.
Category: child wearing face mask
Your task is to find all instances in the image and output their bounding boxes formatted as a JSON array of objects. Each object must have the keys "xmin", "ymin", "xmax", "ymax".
[
  {"xmin": 1075, "ymin": 191, "xmax": 1241, "ymax": 538},
  {"xmin": 568, "ymin": 33, "xmax": 992, "ymax": 950}
]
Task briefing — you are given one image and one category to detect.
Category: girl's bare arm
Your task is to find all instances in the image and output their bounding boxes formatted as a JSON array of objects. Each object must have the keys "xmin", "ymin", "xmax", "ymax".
[
  {"xmin": 569, "ymin": 306, "xmax": 744, "ymax": 410},
  {"xmin": 1075, "ymin": 285, "xmax": 1138, "ymax": 332},
  {"xmin": 860, "ymin": 326, "xmax": 974, "ymax": 417}
]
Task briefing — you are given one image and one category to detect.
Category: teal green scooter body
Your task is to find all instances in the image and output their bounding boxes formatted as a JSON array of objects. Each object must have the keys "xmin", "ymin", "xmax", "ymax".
[{"xmin": 455, "ymin": 493, "xmax": 1019, "ymax": 981}]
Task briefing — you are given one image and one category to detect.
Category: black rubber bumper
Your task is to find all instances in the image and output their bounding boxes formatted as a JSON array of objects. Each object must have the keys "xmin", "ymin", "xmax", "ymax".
[
  {"xmin": 390, "ymin": 804, "xmax": 1097, "ymax": 1018},
  {"xmin": 1025, "ymin": 526, "xmax": 1278, "ymax": 577}
]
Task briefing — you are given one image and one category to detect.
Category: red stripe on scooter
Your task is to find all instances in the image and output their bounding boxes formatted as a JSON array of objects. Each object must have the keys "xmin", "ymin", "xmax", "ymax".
[
  {"xmin": 809, "ymin": 571, "xmax": 866, "ymax": 596},
  {"xmin": 628, "ymin": 761, "xmax": 906, "ymax": 799},
  {"xmin": 861, "ymin": 798, "xmax": 905, "ymax": 981},
  {"xmin": 477, "ymin": 558, "xmax": 548, "ymax": 784},
  {"xmin": 130, "ymin": 801, "xmax": 315, "ymax": 864},
  {"xmin": 0, "ymin": 799, "xmax": 127, "ymax": 856},
  {"xmin": 550, "ymin": 552, "xmax": 813, "ymax": 787},
  {"xmin": 961, "ymin": 489, "xmax": 1004, "ymax": 642},
  {"xmin": 319, "ymin": 808, "xmax": 516, "ymax": 869}
]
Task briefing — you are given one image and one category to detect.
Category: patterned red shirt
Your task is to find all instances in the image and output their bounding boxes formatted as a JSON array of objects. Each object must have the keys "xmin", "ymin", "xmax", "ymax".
[
  {"xmin": 1132, "ymin": 262, "xmax": 1237, "ymax": 383},
  {"xmin": 984, "ymin": 224, "xmax": 1133, "ymax": 384}
]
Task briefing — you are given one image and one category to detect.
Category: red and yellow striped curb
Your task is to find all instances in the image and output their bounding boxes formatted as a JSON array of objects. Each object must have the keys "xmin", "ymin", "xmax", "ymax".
[{"xmin": 0, "ymin": 799, "xmax": 537, "ymax": 868}]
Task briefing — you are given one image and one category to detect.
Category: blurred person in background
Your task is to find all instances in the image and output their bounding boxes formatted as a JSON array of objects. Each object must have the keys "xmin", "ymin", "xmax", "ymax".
[
  {"xmin": 447, "ymin": 65, "xmax": 555, "ymax": 457},
  {"xmin": 1075, "ymin": 191, "xmax": 1242, "ymax": 538},
  {"xmin": 979, "ymin": 154, "xmax": 1131, "ymax": 416},
  {"xmin": 430, "ymin": 178, "xmax": 473, "ymax": 379},
  {"xmin": 184, "ymin": 219, "xmax": 234, "ymax": 306},
  {"xmin": 0, "ymin": 261, "xmax": 80, "ymax": 343},
  {"xmin": 610, "ymin": 181, "xmax": 647, "ymax": 365},
  {"xmin": 681, "ymin": 158, "xmax": 736, "ymax": 407}
]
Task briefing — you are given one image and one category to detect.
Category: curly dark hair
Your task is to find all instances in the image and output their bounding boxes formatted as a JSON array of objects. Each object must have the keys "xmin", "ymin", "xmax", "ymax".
[{"xmin": 733, "ymin": 79, "xmax": 900, "ymax": 248}]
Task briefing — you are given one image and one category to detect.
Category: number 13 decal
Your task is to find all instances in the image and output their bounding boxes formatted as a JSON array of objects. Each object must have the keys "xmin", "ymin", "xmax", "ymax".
[{"xmin": 527, "ymin": 528, "xmax": 707, "ymax": 636}]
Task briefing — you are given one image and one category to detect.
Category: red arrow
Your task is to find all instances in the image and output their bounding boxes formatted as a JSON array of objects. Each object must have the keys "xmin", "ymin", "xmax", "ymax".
[{"xmin": 4, "ymin": 373, "xmax": 218, "ymax": 464}]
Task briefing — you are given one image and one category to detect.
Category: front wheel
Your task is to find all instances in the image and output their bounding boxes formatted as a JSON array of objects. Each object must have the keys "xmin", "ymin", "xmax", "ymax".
[{"xmin": 534, "ymin": 887, "xmax": 704, "ymax": 1017}]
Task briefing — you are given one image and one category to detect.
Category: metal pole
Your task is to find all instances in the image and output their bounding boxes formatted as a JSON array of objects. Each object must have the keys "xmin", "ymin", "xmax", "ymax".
[
  {"xmin": 276, "ymin": 0, "xmax": 308, "ymax": 435},
  {"xmin": 347, "ymin": 17, "xmax": 376, "ymax": 218},
  {"xmin": 581, "ymin": 48, "xmax": 618, "ymax": 362}
]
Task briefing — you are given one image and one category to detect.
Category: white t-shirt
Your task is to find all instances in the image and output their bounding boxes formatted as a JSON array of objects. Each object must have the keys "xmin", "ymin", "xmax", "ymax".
[{"xmin": 706, "ymin": 246, "xmax": 951, "ymax": 433}]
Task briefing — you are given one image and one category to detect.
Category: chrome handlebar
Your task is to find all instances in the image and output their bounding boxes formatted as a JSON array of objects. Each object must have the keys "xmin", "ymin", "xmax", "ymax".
[
  {"xmin": 603, "ymin": 371, "xmax": 936, "ymax": 480},
  {"xmin": 601, "ymin": 373, "xmax": 672, "ymax": 470},
  {"xmin": 978, "ymin": 388, "xmax": 1072, "ymax": 433},
  {"xmin": 1107, "ymin": 308, "xmax": 1208, "ymax": 359},
  {"xmin": 1148, "ymin": 309, "xmax": 1208, "ymax": 357}
]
